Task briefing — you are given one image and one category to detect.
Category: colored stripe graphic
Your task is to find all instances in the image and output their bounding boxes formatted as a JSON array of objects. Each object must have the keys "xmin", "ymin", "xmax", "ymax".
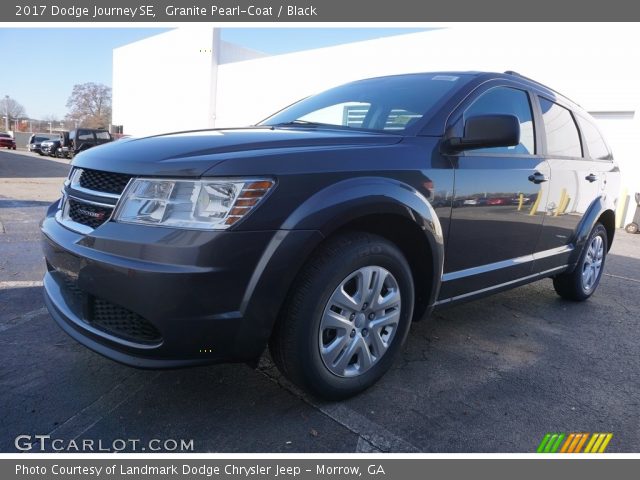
[
  {"xmin": 537, "ymin": 434, "xmax": 552, "ymax": 453},
  {"xmin": 584, "ymin": 433, "xmax": 599, "ymax": 453},
  {"xmin": 574, "ymin": 433, "xmax": 589, "ymax": 453},
  {"xmin": 538, "ymin": 433, "xmax": 612, "ymax": 453},
  {"xmin": 598, "ymin": 433, "xmax": 613, "ymax": 453}
]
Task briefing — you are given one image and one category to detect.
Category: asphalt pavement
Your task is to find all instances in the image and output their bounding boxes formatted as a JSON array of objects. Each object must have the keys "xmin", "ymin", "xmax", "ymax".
[{"xmin": 1, "ymin": 148, "xmax": 638, "ymax": 453}]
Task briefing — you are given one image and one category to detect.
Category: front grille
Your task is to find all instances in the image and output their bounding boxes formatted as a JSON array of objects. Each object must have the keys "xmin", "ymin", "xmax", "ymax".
[
  {"xmin": 57, "ymin": 274, "xmax": 162, "ymax": 345},
  {"xmin": 62, "ymin": 276, "xmax": 84, "ymax": 301},
  {"xmin": 79, "ymin": 168, "xmax": 132, "ymax": 195},
  {"xmin": 68, "ymin": 199, "xmax": 113, "ymax": 229},
  {"xmin": 91, "ymin": 298, "xmax": 162, "ymax": 344}
]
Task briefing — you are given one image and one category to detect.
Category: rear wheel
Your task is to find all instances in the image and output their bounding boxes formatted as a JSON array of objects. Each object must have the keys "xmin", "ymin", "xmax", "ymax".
[
  {"xmin": 269, "ymin": 232, "xmax": 414, "ymax": 399},
  {"xmin": 625, "ymin": 223, "xmax": 639, "ymax": 234},
  {"xmin": 553, "ymin": 223, "xmax": 607, "ymax": 301}
]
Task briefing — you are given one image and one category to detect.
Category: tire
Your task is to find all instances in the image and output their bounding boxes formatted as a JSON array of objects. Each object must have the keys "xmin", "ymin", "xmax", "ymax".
[
  {"xmin": 625, "ymin": 223, "xmax": 639, "ymax": 234},
  {"xmin": 553, "ymin": 222, "xmax": 607, "ymax": 301},
  {"xmin": 269, "ymin": 232, "xmax": 414, "ymax": 399}
]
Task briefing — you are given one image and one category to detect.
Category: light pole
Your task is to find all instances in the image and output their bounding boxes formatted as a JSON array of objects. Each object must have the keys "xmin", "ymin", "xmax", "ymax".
[
  {"xmin": 48, "ymin": 122, "xmax": 52, "ymax": 134},
  {"xmin": 4, "ymin": 95, "xmax": 8, "ymax": 132}
]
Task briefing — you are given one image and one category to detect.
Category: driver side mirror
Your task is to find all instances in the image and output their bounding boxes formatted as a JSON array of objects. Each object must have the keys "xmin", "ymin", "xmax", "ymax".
[{"xmin": 442, "ymin": 114, "xmax": 520, "ymax": 152}]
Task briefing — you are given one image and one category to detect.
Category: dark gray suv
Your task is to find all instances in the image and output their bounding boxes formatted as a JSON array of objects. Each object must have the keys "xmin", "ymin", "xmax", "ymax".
[{"xmin": 41, "ymin": 71, "xmax": 620, "ymax": 398}]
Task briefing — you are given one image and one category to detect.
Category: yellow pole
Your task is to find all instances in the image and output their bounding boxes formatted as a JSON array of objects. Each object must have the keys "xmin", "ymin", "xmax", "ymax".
[
  {"xmin": 616, "ymin": 187, "xmax": 629, "ymax": 228},
  {"xmin": 517, "ymin": 193, "xmax": 524, "ymax": 211},
  {"xmin": 529, "ymin": 191, "xmax": 541, "ymax": 216},
  {"xmin": 554, "ymin": 188, "xmax": 567, "ymax": 217}
]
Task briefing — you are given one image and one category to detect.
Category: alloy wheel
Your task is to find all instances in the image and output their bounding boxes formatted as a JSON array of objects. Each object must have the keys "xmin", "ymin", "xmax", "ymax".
[
  {"xmin": 582, "ymin": 235, "xmax": 604, "ymax": 292},
  {"xmin": 319, "ymin": 266, "xmax": 401, "ymax": 377}
]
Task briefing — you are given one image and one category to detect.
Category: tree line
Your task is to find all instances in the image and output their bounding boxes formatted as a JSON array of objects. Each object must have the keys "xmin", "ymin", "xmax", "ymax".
[{"xmin": 1, "ymin": 82, "xmax": 112, "ymax": 132}]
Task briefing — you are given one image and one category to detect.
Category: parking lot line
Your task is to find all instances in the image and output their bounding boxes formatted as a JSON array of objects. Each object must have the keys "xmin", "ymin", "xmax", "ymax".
[
  {"xmin": 0, "ymin": 307, "xmax": 48, "ymax": 333},
  {"xmin": 0, "ymin": 280, "xmax": 44, "ymax": 289},
  {"xmin": 257, "ymin": 359, "xmax": 419, "ymax": 453},
  {"xmin": 47, "ymin": 371, "xmax": 163, "ymax": 440},
  {"xmin": 603, "ymin": 273, "xmax": 640, "ymax": 284}
]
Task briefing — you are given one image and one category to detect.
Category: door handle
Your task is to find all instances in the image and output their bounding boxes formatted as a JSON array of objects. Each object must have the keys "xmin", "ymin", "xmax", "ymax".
[
  {"xmin": 528, "ymin": 172, "xmax": 548, "ymax": 184},
  {"xmin": 585, "ymin": 173, "xmax": 598, "ymax": 183}
]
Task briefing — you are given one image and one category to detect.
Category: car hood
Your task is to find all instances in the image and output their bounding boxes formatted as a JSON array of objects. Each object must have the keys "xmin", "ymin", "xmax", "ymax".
[{"xmin": 71, "ymin": 127, "xmax": 403, "ymax": 177}]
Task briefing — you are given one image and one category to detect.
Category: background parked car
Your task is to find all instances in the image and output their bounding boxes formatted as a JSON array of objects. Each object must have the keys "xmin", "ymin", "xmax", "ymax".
[
  {"xmin": 40, "ymin": 138, "xmax": 62, "ymax": 157},
  {"xmin": 27, "ymin": 134, "xmax": 55, "ymax": 155},
  {"xmin": 0, "ymin": 132, "xmax": 17, "ymax": 150},
  {"xmin": 59, "ymin": 128, "xmax": 113, "ymax": 159}
]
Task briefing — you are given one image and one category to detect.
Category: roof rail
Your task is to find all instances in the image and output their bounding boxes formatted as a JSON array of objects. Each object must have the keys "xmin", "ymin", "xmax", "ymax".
[{"xmin": 502, "ymin": 70, "xmax": 580, "ymax": 107}]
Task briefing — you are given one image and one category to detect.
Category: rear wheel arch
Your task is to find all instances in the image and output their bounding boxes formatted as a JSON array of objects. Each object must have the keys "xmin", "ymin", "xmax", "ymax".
[{"xmin": 597, "ymin": 209, "xmax": 615, "ymax": 252}]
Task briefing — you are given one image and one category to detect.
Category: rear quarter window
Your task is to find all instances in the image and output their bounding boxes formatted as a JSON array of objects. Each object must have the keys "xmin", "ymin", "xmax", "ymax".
[
  {"xmin": 539, "ymin": 97, "xmax": 582, "ymax": 157},
  {"xmin": 577, "ymin": 116, "xmax": 612, "ymax": 160}
]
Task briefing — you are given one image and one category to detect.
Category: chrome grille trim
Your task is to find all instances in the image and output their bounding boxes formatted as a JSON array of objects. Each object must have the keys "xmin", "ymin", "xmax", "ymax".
[{"xmin": 57, "ymin": 168, "xmax": 133, "ymax": 234}]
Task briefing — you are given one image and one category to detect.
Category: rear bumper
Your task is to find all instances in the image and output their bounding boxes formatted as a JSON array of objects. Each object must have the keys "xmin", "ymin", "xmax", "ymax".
[{"xmin": 41, "ymin": 202, "xmax": 323, "ymax": 368}]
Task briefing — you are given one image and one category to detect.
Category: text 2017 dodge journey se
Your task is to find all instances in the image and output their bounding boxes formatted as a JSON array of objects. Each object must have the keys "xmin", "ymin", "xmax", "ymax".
[{"xmin": 42, "ymin": 72, "xmax": 620, "ymax": 399}]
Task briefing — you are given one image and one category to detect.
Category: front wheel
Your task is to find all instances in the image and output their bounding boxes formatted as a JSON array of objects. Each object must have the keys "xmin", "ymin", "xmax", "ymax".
[
  {"xmin": 553, "ymin": 223, "xmax": 608, "ymax": 301},
  {"xmin": 269, "ymin": 232, "xmax": 414, "ymax": 399}
]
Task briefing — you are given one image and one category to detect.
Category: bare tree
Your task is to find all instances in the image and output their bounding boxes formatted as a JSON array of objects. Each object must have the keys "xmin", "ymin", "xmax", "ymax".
[
  {"xmin": 65, "ymin": 83, "xmax": 112, "ymax": 129},
  {"xmin": 0, "ymin": 96, "xmax": 27, "ymax": 130}
]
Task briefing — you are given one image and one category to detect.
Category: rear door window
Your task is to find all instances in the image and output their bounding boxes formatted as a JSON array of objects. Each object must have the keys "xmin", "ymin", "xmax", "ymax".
[{"xmin": 539, "ymin": 98, "xmax": 582, "ymax": 157}]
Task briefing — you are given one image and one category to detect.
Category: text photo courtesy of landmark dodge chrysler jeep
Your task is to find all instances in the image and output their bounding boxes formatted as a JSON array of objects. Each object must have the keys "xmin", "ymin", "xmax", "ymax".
[{"xmin": 41, "ymin": 71, "xmax": 620, "ymax": 399}]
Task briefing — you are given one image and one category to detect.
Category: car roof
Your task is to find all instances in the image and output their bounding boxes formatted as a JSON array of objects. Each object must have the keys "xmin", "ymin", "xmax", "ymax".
[{"xmin": 351, "ymin": 71, "xmax": 582, "ymax": 112}]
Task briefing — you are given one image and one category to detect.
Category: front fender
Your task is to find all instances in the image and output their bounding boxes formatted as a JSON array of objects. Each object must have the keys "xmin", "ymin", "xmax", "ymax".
[
  {"xmin": 281, "ymin": 176, "xmax": 443, "ymax": 240},
  {"xmin": 283, "ymin": 176, "xmax": 445, "ymax": 314},
  {"xmin": 237, "ymin": 177, "xmax": 446, "ymax": 360}
]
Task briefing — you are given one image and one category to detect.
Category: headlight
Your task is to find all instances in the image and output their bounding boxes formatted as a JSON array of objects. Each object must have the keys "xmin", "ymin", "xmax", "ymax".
[{"xmin": 113, "ymin": 178, "xmax": 274, "ymax": 230}]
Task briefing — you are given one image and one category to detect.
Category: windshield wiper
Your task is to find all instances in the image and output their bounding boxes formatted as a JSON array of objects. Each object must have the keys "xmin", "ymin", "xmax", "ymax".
[
  {"xmin": 272, "ymin": 120, "xmax": 364, "ymax": 131},
  {"xmin": 273, "ymin": 120, "xmax": 325, "ymax": 127}
]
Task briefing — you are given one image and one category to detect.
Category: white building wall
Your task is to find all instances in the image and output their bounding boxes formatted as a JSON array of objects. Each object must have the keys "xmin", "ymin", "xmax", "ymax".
[
  {"xmin": 112, "ymin": 28, "xmax": 220, "ymax": 136},
  {"xmin": 113, "ymin": 25, "xmax": 640, "ymax": 225}
]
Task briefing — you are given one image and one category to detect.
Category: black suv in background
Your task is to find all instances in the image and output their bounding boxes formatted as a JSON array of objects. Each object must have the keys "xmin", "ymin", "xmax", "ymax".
[
  {"xmin": 28, "ymin": 134, "xmax": 55, "ymax": 154},
  {"xmin": 41, "ymin": 72, "xmax": 620, "ymax": 399},
  {"xmin": 59, "ymin": 128, "xmax": 113, "ymax": 158},
  {"xmin": 40, "ymin": 137, "xmax": 62, "ymax": 157}
]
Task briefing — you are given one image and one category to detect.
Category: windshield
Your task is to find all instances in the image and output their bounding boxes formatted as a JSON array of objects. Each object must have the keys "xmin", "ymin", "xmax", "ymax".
[{"xmin": 260, "ymin": 73, "xmax": 472, "ymax": 133}]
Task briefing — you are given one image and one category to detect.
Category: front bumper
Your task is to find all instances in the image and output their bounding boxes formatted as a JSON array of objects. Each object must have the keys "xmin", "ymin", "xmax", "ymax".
[{"xmin": 41, "ymin": 202, "xmax": 323, "ymax": 368}]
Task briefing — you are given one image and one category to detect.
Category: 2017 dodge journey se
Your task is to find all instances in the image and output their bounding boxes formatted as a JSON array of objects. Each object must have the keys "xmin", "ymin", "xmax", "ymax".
[{"xmin": 42, "ymin": 71, "xmax": 620, "ymax": 399}]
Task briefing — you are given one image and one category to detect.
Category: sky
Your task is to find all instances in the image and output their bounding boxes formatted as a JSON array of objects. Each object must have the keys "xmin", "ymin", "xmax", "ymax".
[{"xmin": 0, "ymin": 27, "xmax": 426, "ymax": 121}]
